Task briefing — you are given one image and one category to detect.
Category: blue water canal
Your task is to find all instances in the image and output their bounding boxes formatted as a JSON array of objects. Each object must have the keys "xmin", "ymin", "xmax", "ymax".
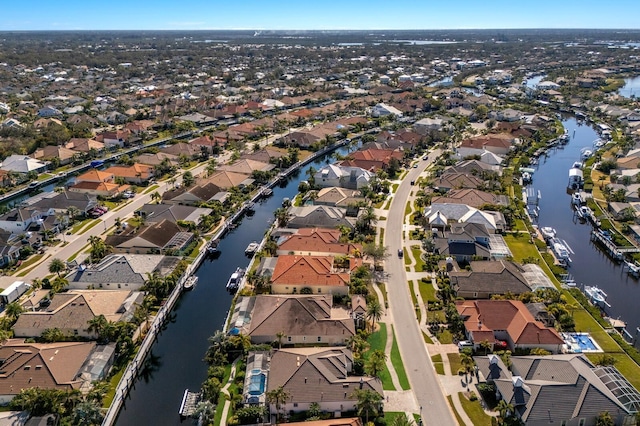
[
  {"xmin": 533, "ymin": 117, "xmax": 640, "ymax": 338},
  {"xmin": 115, "ymin": 145, "xmax": 352, "ymax": 425}
]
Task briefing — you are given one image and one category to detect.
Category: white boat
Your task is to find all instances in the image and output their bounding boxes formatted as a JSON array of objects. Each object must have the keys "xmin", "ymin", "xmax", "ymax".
[
  {"xmin": 540, "ymin": 227, "xmax": 556, "ymax": 240},
  {"xmin": 572, "ymin": 161, "xmax": 583, "ymax": 169},
  {"xmin": 226, "ymin": 267, "xmax": 245, "ymax": 291},
  {"xmin": 576, "ymin": 205, "xmax": 592, "ymax": 220},
  {"xmin": 262, "ymin": 188, "xmax": 273, "ymax": 197},
  {"xmin": 626, "ymin": 261, "xmax": 640, "ymax": 277},
  {"xmin": 585, "ymin": 285, "xmax": 607, "ymax": 306},
  {"xmin": 572, "ymin": 193, "xmax": 582, "ymax": 206},
  {"xmin": 594, "ymin": 139, "xmax": 605, "ymax": 148},
  {"xmin": 550, "ymin": 238, "xmax": 572, "ymax": 265},
  {"xmin": 581, "ymin": 148, "xmax": 593, "ymax": 160},
  {"xmin": 184, "ymin": 275, "xmax": 198, "ymax": 290},
  {"xmin": 522, "ymin": 172, "xmax": 532, "ymax": 184},
  {"xmin": 245, "ymin": 241, "xmax": 259, "ymax": 255}
]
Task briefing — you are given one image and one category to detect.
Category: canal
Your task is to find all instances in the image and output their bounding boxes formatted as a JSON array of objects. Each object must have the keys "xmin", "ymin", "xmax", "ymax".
[
  {"xmin": 115, "ymin": 145, "xmax": 351, "ymax": 425},
  {"xmin": 533, "ymin": 117, "xmax": 640, "ymax": 337}
]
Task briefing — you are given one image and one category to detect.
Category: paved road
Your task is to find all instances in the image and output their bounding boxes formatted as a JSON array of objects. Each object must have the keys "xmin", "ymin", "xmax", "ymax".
[
  {"xmin": 385, "ymin": 150, "xmax": 457, "ymax": 426},
  {"xmin": 22, "ymin": 160, "xmax": 213, "ymax": 282}
]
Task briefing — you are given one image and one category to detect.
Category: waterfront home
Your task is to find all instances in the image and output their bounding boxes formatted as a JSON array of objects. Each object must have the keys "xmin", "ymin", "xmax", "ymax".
[
  {"xmin": 432, "ymin": 172, "xmax": 486, "ymax": 192},
  {"xmin": 474, "ymin": 354, "xmax": 640, "ymax": 426},
  {"xmin": 105, "ymin": 163, "xmax": 155, "ymax": 185},
  {"xmin": 431, "ymin": 188, "xmax": 509, "ymax": 209},
  {"xmin": 159, "ymin": 142, "xmax": 202, "ymax": 159},
  {"xmin": 312, "ymin": 187, "xmax": 365, "ymax": 208},
  {"xmin": 414, "ymin": 117, "xmax": 447, "ymax": 134},
  {"xmin": 339, "ymin": 148, "xmax": 404, "ymax": 172},
  {"xmin": 207, "ymin": 170, "xmax": 255, "ymax": 189},
  {"xmin": 0, "ymin": 339, "xmax": 111, "ymax": 405},
  {"xmin": 105, "ymin": 220, "xmax": 194, "ymax": 255},
  {"xmin": 161, "ymin": 180, "xmax": 227, "ymax": 205},
  {"xmin": 423, "ymin": 203, "xmax": 506, "ymax": 233},
  {"xmin": 446, "ymin": 159, "xmax": 503, "ymax": 177},
  {"xmin": 22, "ymin": 190, "xmax": 97, "ymax": 217},
  {"xmin": 432, "ymin": 223, "xmax": 492, "ymax": 262},
  {"xmin": 13, "ymin": 290, "xmax": 143, "ymax": 339},
  {"xmin": 457, "ymin": 134, "xmax": 515, "ymax": 158},
  {"xmin": 136, "ymin": 204, "xmax": 213, "ymax": 226},
  {"xmin": 0, "ymin": 155, "xmax": 48, "ymax": 174},
  {"xmin": 230, "ymin": 295, "xmax": 355, "ymax": 345},
  {"xmin": 69, "ymin": 181, "xmax": 125, "ymax": 198},
  {"xmin": 371, "ymin": 103, "xmax": 403, "ymax": 117},
  {"xmin": 265, "ymin": 347, "xmax": 383, "ymax": 415},
  {"xmin": 66, "ymin": 254, "xmax": 180, "ymax": 291},
  {"xmin": 313, "ymin": 164, "xmax": 374, "ymax": 190},
  {"xmin": 269, "ymin": 255, "xmax": 354, "ymax": 296},
  {"xmin": 96, "ymin": 129, "xmax": 132, "ymax": 149},
  {"xmin": 217, "ymin": 158, "xmax": 275, "ymax": 175},
  {"xmin": 135, "ymin": 152, "xmax": 180, "ymax": 168},
  {"xmin": 286, "ymin": 205, "xmax": 358, "ymax": 230},
  {"xmin": 456, "ymin": 299, "xmax": 564, "ymax": 353},
  {"xmin": 31, "ymin": 145, "xmax": 77, "ymax": 166},
  {"xmin": 65, "ymin": 137, "xmax": 105, "ymax": 154},
  {"xmin": 276, "ymin": 227, "xmax": 362, "ymax": 257},
  {"xmin": 449, "ymin": 260, "xmax": 533, "ymax": 299}
]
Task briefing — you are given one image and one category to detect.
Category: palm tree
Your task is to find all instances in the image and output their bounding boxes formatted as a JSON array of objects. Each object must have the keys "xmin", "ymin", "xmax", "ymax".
[
  {"xmin": 391, "ymin": 415, "xmax": 416, "ymax": 426},
  {"xmin": 87, "ymin": 315, "xmax": 109, "ymax": 340},
  {"xmin": 67, "ymin": 206, "xmax": 80, "ymax": 222},
  {"xmin": 182, "ymin": 171, "xmax": 195, "ymax": 187},
  {"xmin": 266, "ymin": 386, "xmax": 290, "ymax": 424},
  {"xmin": 366, "ymin": 300, "xmax": 383, "ymax": 332},
  {"xmin": 193, "ymin": 401, "xmax": 216, "ymax": 425},
  {"xmin": 150, "ymin": 191, "xmax": 161, "ymax": 204},
  {"xmin": 460, "ymin": 350, "xmax": 475, "ymax": 382},
  {"xmin": 206, "ymin": 159, "xmax": 217, "ymax": 176},
  {"xmin": 48, "ymin": 258, "xmax": 66, "ymax": 277},
  {"xmin": 496, "ymin": 399, "xmax": 515, "ymax": 425},
  {"xmin": 4, "ymin": 302, "xmax": 23, "ymax": 321},
  {"xmin": 346, "ymin": 334, "xmax": 369, "ymax": 357},
  {"xmin": 352, "ymin": 389, "xmax": 383, "ymax": 424},
  {"xmin": 275, "ymin": 331, "xmax": 287, "ymax": 349},
  {"xmin": 88, "ymin": 236, "xmax": 111, "ymax": 261},
  {"xmin": 365, "ymin": 350, "xmax": 387, "ymax": 378},
  {"xmin": 50, "ymin": 276, "xmax": 68, "ymax": 294}
]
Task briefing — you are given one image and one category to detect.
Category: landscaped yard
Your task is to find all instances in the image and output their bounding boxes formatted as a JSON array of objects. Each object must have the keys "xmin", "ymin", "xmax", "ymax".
[
  {"xmin": 458, "ymin": 392, "xmax": 493, "ymax": 426},
  {"xmin": 431, "ymin": 354, "xmax": 444, "ymax": 375},
  {"xmin": 447, "ymin": 352, "xmax": 462, "ymax": 375},
  {"xmin": 447, "ymin": 395, "xmax": 466, "ymax": 426},
  {"xmin": 410, "ymin": 246, "xmax": 425, "ymax": 271}
]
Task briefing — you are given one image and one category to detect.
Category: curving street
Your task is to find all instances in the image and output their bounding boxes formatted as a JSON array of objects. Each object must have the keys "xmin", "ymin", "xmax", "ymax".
[{"xmin": 384, "ymin": 150, "xmax": 457, "ymax": 426}]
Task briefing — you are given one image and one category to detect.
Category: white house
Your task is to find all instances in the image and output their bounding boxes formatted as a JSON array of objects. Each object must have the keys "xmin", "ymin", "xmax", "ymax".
[
  {"xmin": 371, "ymin": 103, "xmax": 403, "ymax": 118},
  {"xmin": 314, "ymin": 164, "xmax": 373, "ymax": 190},
  {"xmin": 0, "ymin": 155, "xmax": 48, "ymax": 174},
  {"xmin": 414, "ymin": 117, "xmax": 445, "ymax": 134}
]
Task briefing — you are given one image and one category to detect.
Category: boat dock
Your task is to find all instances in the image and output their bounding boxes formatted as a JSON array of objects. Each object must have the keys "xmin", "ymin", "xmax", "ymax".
[
  {"xmin": 178, "ymin": 389, "xmax": 201, "ymax": 418},
  {"xmin": 590, "ymin": 230, "xmax": 639, "ymax": 261}
]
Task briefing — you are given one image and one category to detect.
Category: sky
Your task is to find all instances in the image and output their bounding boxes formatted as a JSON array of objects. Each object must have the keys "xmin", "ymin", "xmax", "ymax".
[{"xmin": 1, "ymin": 0, "xmax": 639, "ymax": 31}]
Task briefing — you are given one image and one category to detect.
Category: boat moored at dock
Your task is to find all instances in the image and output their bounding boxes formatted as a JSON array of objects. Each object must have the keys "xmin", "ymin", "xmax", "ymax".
[
  {"xmin": 183, "ymin": 275, "xmax": 198, "ymax": 290},
  {"xmin": 244, "ymin": 241, "xmax": 259, "ymax": 255},
  {"xmin": 584, "ymin": 285, "xmax": 608, "ymax": 307},
  {"xmin": 226, "ymin": 267, "xmax": 245, "ymax": 292}
]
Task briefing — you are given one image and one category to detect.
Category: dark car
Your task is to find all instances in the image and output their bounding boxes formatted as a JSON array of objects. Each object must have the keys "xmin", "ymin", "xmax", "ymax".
[{"xmin": 398, "ymin": 249, "xmax": 403, "ymax": 258}]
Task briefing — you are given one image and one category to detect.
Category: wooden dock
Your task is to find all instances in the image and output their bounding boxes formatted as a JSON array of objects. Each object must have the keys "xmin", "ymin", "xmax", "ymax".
[
  {"xmin": 590, "ymin": 230, "xmax": 639, "ymax": 261},
  {"xmin": 179, "ymin": 389, "xmax": 201, "ymax": 418}
]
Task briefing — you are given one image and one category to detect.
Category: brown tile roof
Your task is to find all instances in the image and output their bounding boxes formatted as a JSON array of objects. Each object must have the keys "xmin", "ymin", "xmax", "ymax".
[
  {"xmin": 449, "ymin": 260, "xmax": 531, "ymax": 296},
  {"xmin": 460, "ymin": 134, "xmax": 514, "ymax": 150},
  {"xmin": 278, "ymin": 228, "xmax": 361, "ymax": 256},
  {"xmin": 70, "ymin": 181, "xmax": 123, "ymax": 193},
  {"xmin": 247, "ymin": 295, "xmax": 354, "ymax": 339},
  {"xmin": 431, "ymin": 188, "xmax": 509, "ymax": 208},
  {"xmin": 271, "ymin": 255, "xmax": 349, "ymax": 289},
  {"xmin": 0, "ymin": 339, "xmax": 95, "ymax": 394},
  {"xmin": 268, "ymin": 347, "xmax": 383, "ymax": 404},
  {"xmin": 206, "ymin": 170, "xmax": 251, "ymax": 189},
  {"xmin": 66, "ymin": 138, "xmax": 104, "ymax": 152},
  {"xmin": 76, "ymin": 169, "xmax": 114, "ymax": 183},
  {"xmin": 105, "ymin": 163, "xmax": 154, "ymax": 179}
]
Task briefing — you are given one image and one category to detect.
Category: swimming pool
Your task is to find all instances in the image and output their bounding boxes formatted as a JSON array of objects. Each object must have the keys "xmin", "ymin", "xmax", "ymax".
[{"xmin": 562, "ymin": 332, "xmax": 603, "ymax": 353}]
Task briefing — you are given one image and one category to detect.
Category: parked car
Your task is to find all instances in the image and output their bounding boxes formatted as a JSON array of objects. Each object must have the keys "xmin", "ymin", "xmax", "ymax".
[
  {"xmin": 457, "ymin": 340, "xmax": 474, "ymax": 351},
  {"xmin": 397, "ymin": 249, "xmax": 403, "ymax": 258}
]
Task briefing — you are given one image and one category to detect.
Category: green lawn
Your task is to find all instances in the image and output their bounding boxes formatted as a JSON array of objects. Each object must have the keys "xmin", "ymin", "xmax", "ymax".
[
  {"xmin": 390, "ymin": 326, "xmax": 411, "ymax": 390},
  {"xmin": 403, "ymin": 248, "xmax": 411, "ymax": 265},
  {"xmin": 376, "ymin": 282, "xmax": 389, "ymax": 308},
  {"xmin": 437, "ymin": 329, "xmax": 453, "ymax": 344},
  {"xmin": 404, "ymin": 201, "xmax": 412, "ymax": 217},
  {"xmin": 15, "ymin": 254, "xmax": 44, "ymax": 276},
  {"xmin": 422, "ymin": 331, "xmax": 433, "ymax": 344},
  {"xmin": 69, "ymin": 218, "xmax": 93, "ymax": 234},
  {"xmin": 410, "ymin": 246, "xmax": 425, "ymax": 271},
  {"xmin": 503, "ymin": 233, "xmax": 540, "ymax": 263},
  {"xmin": 379, "ymin": 228, "xmax": 385, "ymax": 244},
  {"xmin": 432, "ymin": 354, "xmax": 444, "ymax": 375},
  {"xmin": 458, "ymin": 392, "xmax": 493, "ymax": 426},
  {"xmin": 418, "ymin": 279, "xmax": 437, "ymax": 303},
  {"xmin": 384, "ymin": 412, "xmax": 407, "ymax": 424},
  {"xmin": 391, "ymin": 183, "xmax": 399, "ymax": 193},
  {"xmin": 79, "ymin": 219, "xmax": 103, "ymax": 235},
  {"xmin": 144, "ymin": 184, "xmax": 160, "ymax": 194},
  {"xmin": 448, "ymin": 353, "xmax": 462, "ymax": 376},
  {"xmin": 366, "ymin": 323, "xmax": 396, "ymax": 391},
  {"xmin": 408, "ymin": 281, "xmax": 421, "ymax": 323},
  {"xmin": 103, "ymin": 369, "xmax": 125, "ymax": 408},
  {"xmin": 447, "ymin": 395, "xmax": 466, "ymax": 426}
]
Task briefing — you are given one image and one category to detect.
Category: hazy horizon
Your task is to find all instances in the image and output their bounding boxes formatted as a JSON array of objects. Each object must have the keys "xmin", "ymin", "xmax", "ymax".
[{"xmin": 2, "ymin": 0, "xmax": 639, "ymax": 31}]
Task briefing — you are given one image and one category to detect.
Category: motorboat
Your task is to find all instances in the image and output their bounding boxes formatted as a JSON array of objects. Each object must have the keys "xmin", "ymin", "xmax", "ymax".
[
  {"xmin": 572, "ymin": 161, "xmax": 583, "ymax": 169},
  {"xmin": 584, "ymin": 285, "xmax": 607, "ymax": 306},
  {"xmin": 226, "ymin": 267, "xmax": 245, "ymax": 292},
  {"xmin": 572, "ymin": 193, "xmax": 582, "ymax": 206},
  {"xmin": 594, "ymin": 139, "xmax": 605, "ymax": 148},
  {"xmin": 540, "ymin": 227, "xmax": 556, "ymax": 240},
  {"xmin": 581, "ymin": 148, "xmax": 593, "ymax": 160},
  {"xmin": 576, "ymin": 205, "xmax": 592, "ymax": 220},
  {"xmin": 246, "ymin": 202, "xmax": 255, "ymax": 212},
  {"xmin": 550, "ymin": 237, "xmax": 572, "ymax": 265},
  {"xmin": 184, "ymin": 275, "xmax": 198, "ymax": 290},
  {"xmin": 245, "ymin": 241, "xmax": 260, "ymax": 255},
  {"xmin": 522, "ymin": 172, "xmax": 532, "ymax": 184},
  {"xmin": 262, "ymin": 188, "xmax": 273, "ymax": 198}
]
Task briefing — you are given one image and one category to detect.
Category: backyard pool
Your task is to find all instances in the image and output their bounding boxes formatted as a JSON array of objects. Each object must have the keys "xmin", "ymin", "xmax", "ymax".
[{"xmin": 562, "ymin": 332, "xmax": 603, "ymax": 353}]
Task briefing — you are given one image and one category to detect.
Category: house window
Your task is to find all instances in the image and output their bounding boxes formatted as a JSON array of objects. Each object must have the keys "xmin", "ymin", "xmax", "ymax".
[
  {"xmin": 287, "ymin": 336, "xmax": 292, "ymax": 342},
  {"xmin": 473, "ymin": 292, "xmax": 478, "ymax": 298},
  {"xmin": 317, "ymin": 337, "xmax": 321, "ymax": 342},
  {"xmin": 293, "ymin": 287, "xmax": 297, "ymax": 293},
  {"xmin": 579, "ymin": 420, "xmax": 585, "ymax": 426},
  {"xmin": 293, "ymin": 403, "xmax": 298, "ymax": 407},
  {"xmin": 561, "ymin": 422, "xmax": 567, "ymax": 426},
  {"xmin": 303, "ymin": 336, "xmax": 306, "ymax": 341},
  {"xmin": 318, "ymin": 288, "xmax": 322, "ymax": 293}
]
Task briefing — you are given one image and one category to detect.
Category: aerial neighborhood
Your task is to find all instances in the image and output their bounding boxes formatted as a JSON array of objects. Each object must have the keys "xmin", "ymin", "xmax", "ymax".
[{"xmin": 0, "ymin": 29, "xmax": 639, "ymax": 426}]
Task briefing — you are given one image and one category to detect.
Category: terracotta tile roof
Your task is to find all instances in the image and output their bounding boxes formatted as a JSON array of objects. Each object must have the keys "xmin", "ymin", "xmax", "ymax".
[
  {"xmin": 70, "ymin": 181, "xmax": 123, "ymax": 193},
  {"xmin": 456, "ymin": 300, "xmax": 563, "ymax": 346},
  {"xmin": 76, "ymin": 169, "xmax": 114, "ymax": 183},
  {"xmin": 278, "ymin": 228, "xmax": 362, "ymax": 256},
  {"xmin": 105, "ymin": 163, "xmax": 154, "ymax": 179},
  {"xmin": 271, "ymin": 255, "xmax": 349, "ymax": 289}
]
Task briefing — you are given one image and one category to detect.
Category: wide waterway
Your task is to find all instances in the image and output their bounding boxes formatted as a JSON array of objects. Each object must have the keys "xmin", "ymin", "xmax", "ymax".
[
  {"xmin": 115, "ymin": 145, "xmax": 352, "ymax": 425},
  {"xmin": 533, "ymin": 117, "xmax": 640, "ymax": 339}
]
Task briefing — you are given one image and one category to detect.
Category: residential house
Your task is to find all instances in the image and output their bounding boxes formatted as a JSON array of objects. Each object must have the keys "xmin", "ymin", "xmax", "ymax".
[
  {"xmin": 0, "ymin": 340, "xmax": 101, "ymax": 405},
  {"xmin": 277, "ymin": 228, "xmax": 361, "ymax": 257},
  {"xmin": 0, "ymin": 230, "xmax": 20, "ymax": 268},
  {"xmin": 105, "ymin": 219, "xmax": 194, "ymax": 255},
  {"xmin": 266, "ymin": 347, "xmax": 383, "ymax": 415},
  {"xmin": 230, "ymin": 295, "xmax": 355, "ymax": 345},
  {"xmin": 0, "ymin": 155, "xmax": 48, "ymax": 174},
  {"xmin": 69, "ymin": 181, "xmax": 124, "ymax": 198},
  {"xmin": 339, "ymin": 148, "xmax": 404, "ymax": 172},
  {"xmin": 136, "ymin": 203, "xmax": 213, "ymax": 226},
  {"xmin": 66, "ymin": 254, "xmax": 180, "ymax": 291},
  {"xmin": 96, "ymin": 130, "xmax": 132, "ymax": 149},
  {"xmin": 371, "ymin": 103, "xmax": 403, "ymax": 117},
  {"xmin": 31, "ymin": 145, "xmax": 76, "ymax": 166},
  {"xmin": 457, "ymin": 134, "xmax": 515, "ymax": 158},
  {"xmin": 65, "ymin": 138, "xmax": 105, "ymax": 154},
  {"xmin": 75, "ymin": 169, "xmax": 114, "ymax": 184},
  {"xmin": 423, "ymin": 203, "xmax": 506, "ymax": 233},
  {"xmin": 456, "ymin": 299, "xmax": 564, "ymax": 353},
  {"xmin": 351, "ymin": 295, "xmax": 367, "ymax": 330},
  {"xmin": 270, "ymin": 255, "xmax": 353, "ymax": 295},
  {"xmin": 161, "ymin": 180, "xmax": 226, "ymax": 205},
  {"xmin": 314, "ymin": 164, "xmax": 373, "ymax": 190},
  {"xmin": 432, "ymin": 173, "xmax": 486, "ymax": 192},
  {"xmin": 207, "ymin": 170, "xmax": 254, "ymax": 189},
  {"xmin": 475, "ymin": 354, "xmax": 640, "ymax": 426},
  {"xmin": 449, "ymin": 260, "xmax": 533, "ymax": 299},
  {"xmin": 278, "ymin": 131, "xmax": 322, "ymax": 149},
  {"xmin": 431, "ymin": 188, "xmax": 509, "ymax": 208},
  {"xmin": 286, "ymin": 205, "xmax": 358, "ymax": 230},
  {"xmin": 105, "ymin": 163, "xmax": 155, "ymax": 185},
  {"xmin": 414, "ymin": 117, "xmax": 446, "ymax": 134},
  {"xmin": 13, "ymin": 290, "xmax": 143, "ymax": 339},
  {"xmin": 218, "ymin": 159, "xmax": 275, "ymax": 176},
  {"xmin": 37, "ymin": 106, "xmax": 62, "ymax": 118},
  {"xmin": 313, "ymin": 187, "xmax": 365, "ymax": 208},
  {"xmin": 25, "ymin": 191, "xmax": 98, "ymax": 217},
  {"xmin": 135, "ymin": 152, "xmax": 179, "ymax": 168},
  {"xmin": 160, "ymin": 142, "xmax": 202, "ymax": 159},
  {"xmin": 0, "ymin": 208, "xmax": 45, "ymax": 234},
  {"xmin": 432, "ymin": 222, "xmax": 492, "ymax": 262}
]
